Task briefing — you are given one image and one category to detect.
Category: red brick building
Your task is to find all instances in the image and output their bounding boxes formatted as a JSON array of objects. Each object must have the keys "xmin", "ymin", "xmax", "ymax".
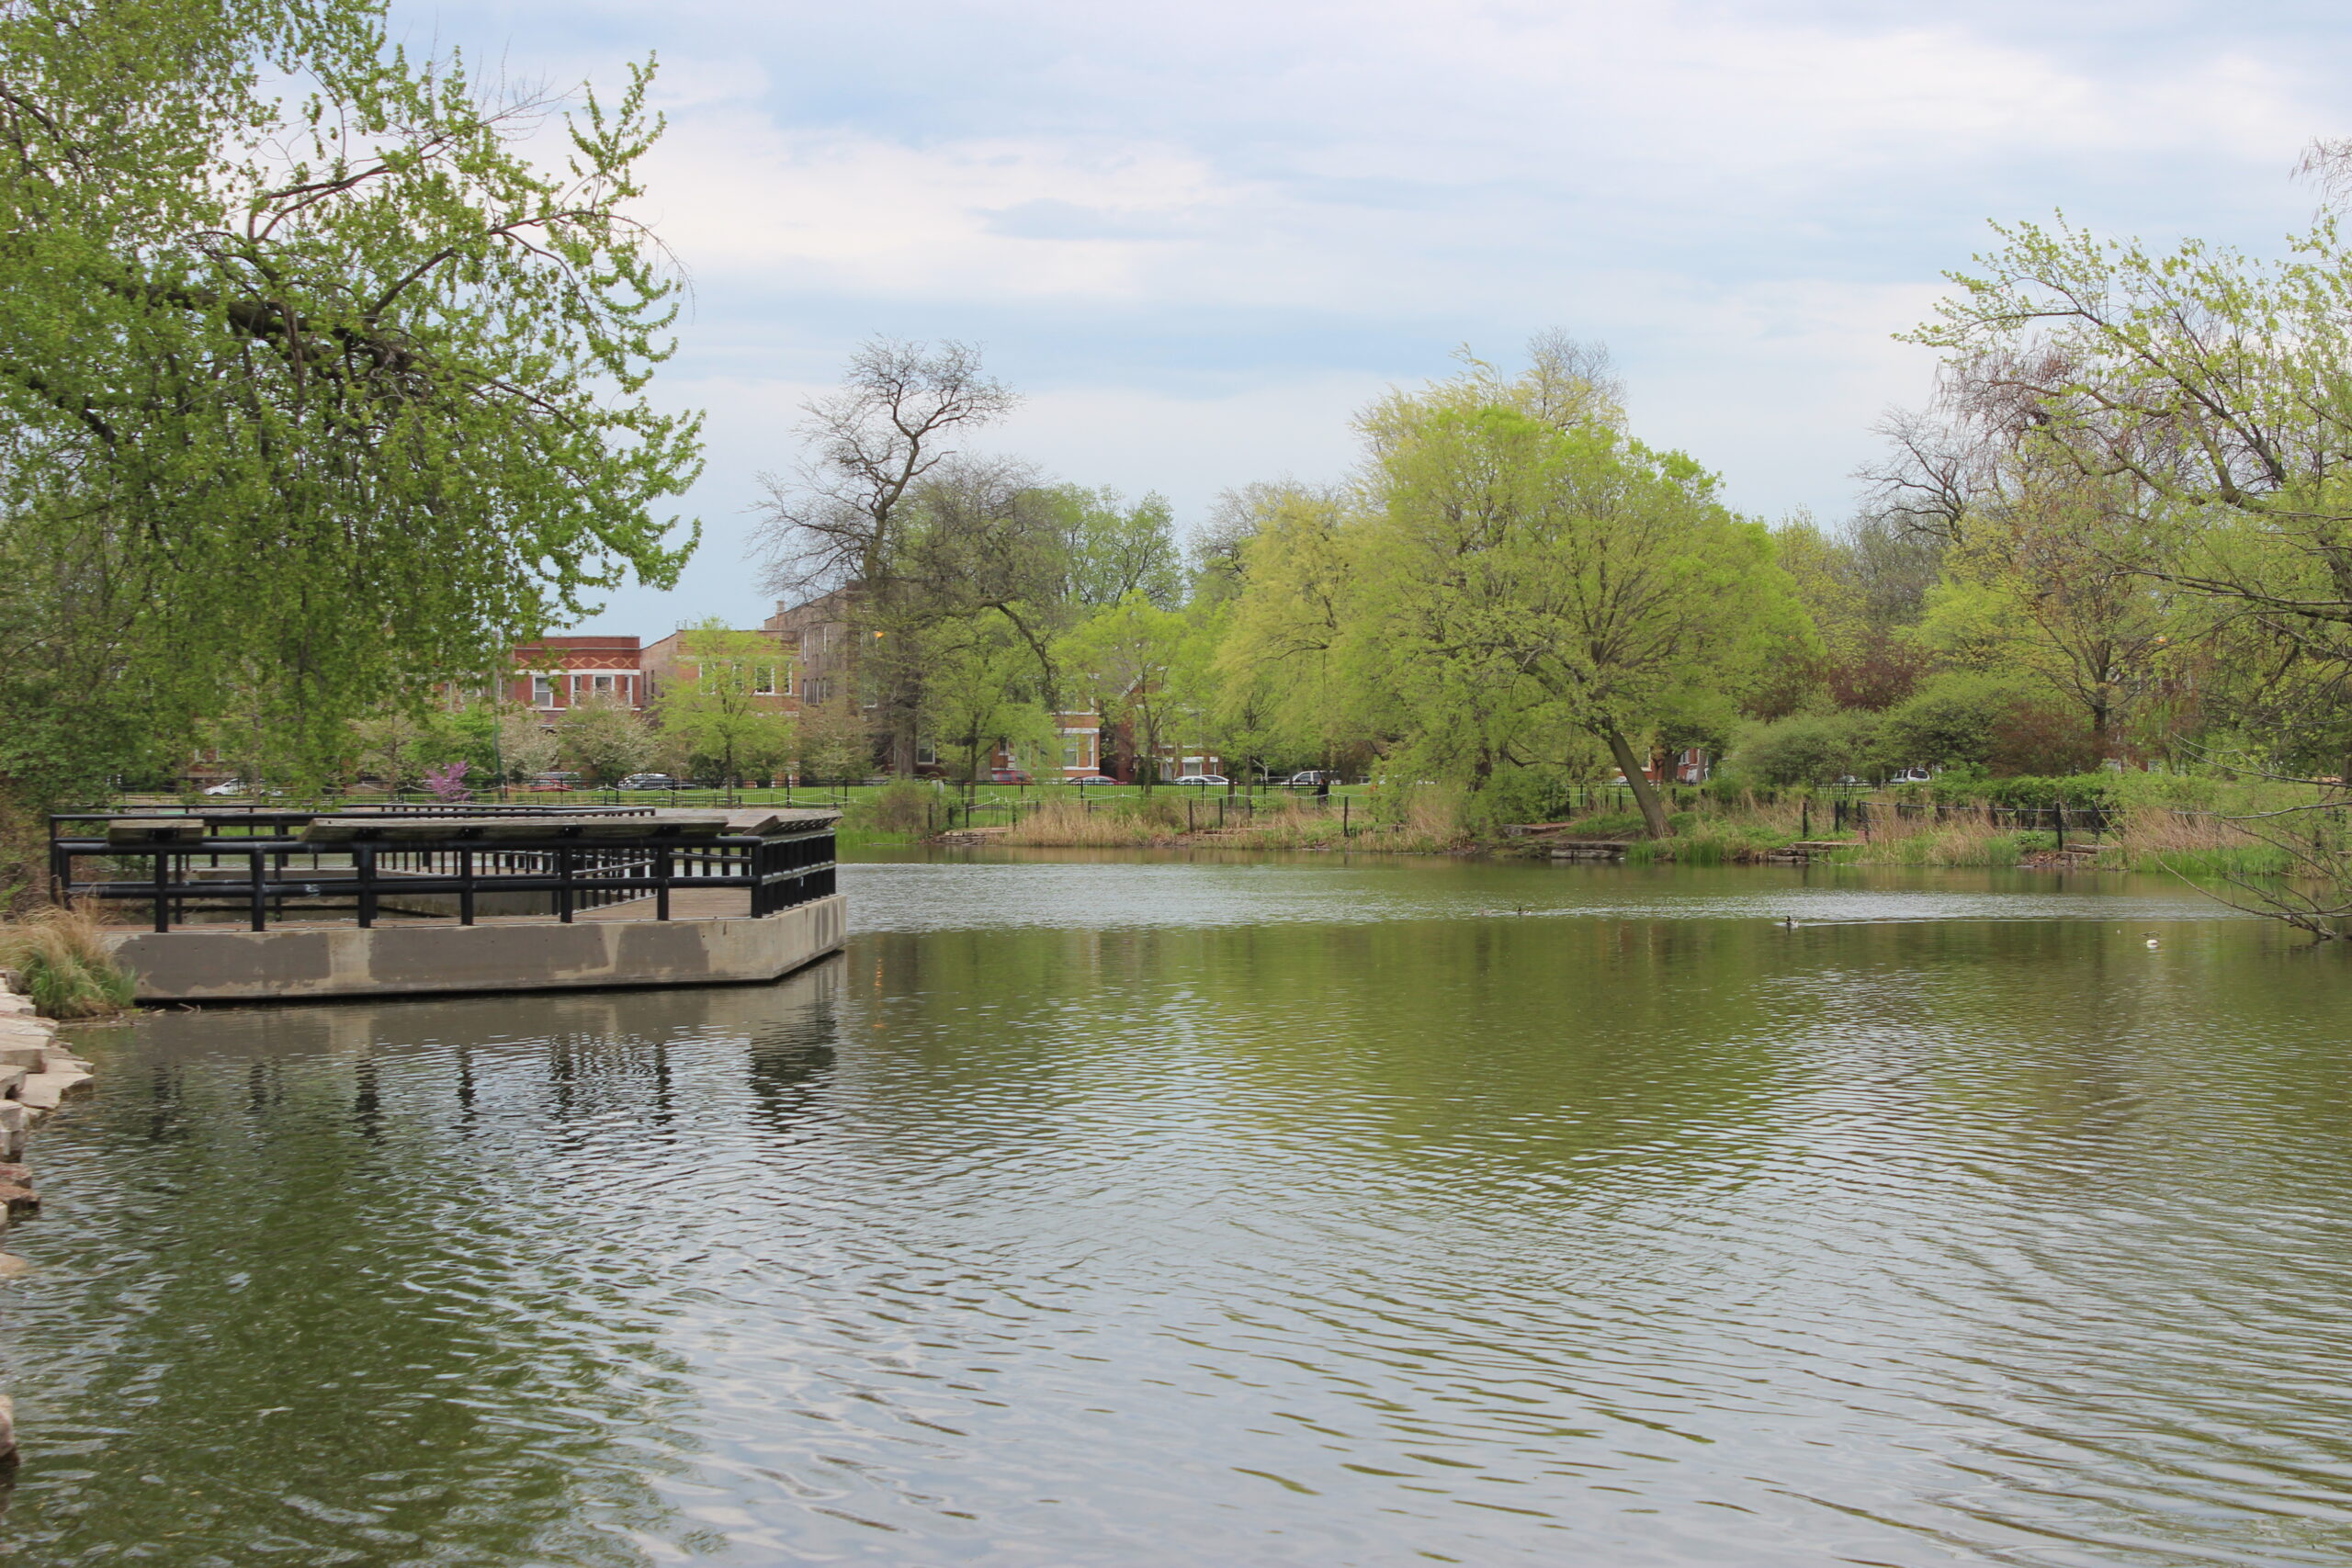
[{"xmin": 503, "ymin": 636, "xmax": 645, "ymax": 713}]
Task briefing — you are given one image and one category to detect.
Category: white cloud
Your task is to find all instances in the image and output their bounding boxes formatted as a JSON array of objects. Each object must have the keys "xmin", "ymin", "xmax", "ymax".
[
  {"xmin": 638, "ymin": 118, "xmax": 1246, "ymax": 298},
  {"xmin": 392, "ymin": 0, "xmax": 2339, "ymax": 634}
]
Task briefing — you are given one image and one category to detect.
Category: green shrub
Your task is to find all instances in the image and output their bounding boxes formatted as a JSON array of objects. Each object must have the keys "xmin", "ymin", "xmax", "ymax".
[
  {"xmin": 1880, "ymin": 676, "xmax": 2017, "ymax": 772},
  {"xmin": 848, "ymin": 779, "xmax": 936, "ymax": 836},
  {"xmin": 1977, "ymin": 773, "xmax": 2116, "ymax": 808},
  {"xmin": 1724, "ymin": 712, "xmax": 1879, "ymax": 788},
  {"xmin": 1880, "ymin": 676, "xmax": 2101, "ymax": 778}
]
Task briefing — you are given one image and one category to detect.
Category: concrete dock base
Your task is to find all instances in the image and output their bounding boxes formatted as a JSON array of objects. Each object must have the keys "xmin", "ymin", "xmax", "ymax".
[{"xmin": 104, "ymin": 894, "xmax": 847, "ymax": 1003}]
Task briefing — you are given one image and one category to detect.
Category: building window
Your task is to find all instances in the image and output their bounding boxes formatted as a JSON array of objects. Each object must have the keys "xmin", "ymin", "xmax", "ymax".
[
  {"xmin": 754, "ymin": 665, "xmax": 776, "ymax": 694},
  {"xmin": 531, "ymin": 675, "xmax": 556, "ymax": 708},
  {"xmin": 594, "ymin": 673, "xmax": 615, "ymax": 695}
]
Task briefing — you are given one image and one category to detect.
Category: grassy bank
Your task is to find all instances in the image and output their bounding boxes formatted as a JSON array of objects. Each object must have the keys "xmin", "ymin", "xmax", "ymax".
[
  {"xmin": 993, "ymin": 795, "xmax": 1465, "ymax": 853},
  {"xmin": 830, "ymin": 774, "xmax": 2316, "ymax": 887}
]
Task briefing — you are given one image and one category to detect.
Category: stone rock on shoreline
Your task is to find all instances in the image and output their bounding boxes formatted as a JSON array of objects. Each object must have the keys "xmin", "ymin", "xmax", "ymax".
[{"xmin": 0, "ymin": 965, "xmax": 100, "ymax": 1466}]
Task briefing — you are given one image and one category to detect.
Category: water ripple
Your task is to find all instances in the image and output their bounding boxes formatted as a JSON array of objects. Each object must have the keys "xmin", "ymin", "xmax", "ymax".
[{"xmin": 0, "ymin": 857, "xmax": 2344, "ymax": 1566}]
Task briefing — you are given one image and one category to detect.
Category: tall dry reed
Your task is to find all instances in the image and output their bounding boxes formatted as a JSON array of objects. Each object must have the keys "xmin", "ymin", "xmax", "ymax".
[
  {"xmin": 0, "ymin": 905, "xmax": 137, "ymax": 1018},
  {"xmin": 2112, "ymin": 806, "xmax": 2283, "ymax": 875},
  {"xmin": 1834, "ymin": 803, "xmax": 2024, "ymax": 867}
]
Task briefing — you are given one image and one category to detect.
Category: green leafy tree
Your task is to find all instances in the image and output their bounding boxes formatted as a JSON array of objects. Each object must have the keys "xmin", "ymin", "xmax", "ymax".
[
  {"xmin": 1725, "ymin": 714, "xmax": 1881, "ymax": 789},
  {"xmin": 1907, "ymin": 182, "xmax": 2352, "ymax": 779},
  {"xmin": 1062, "ymin": 592, "xmax": 1204, "ymax": 790},
  {"xmin": 656, "ymin": 620, "xmax": 795, "ymax": 787},
  {"xmin": 0, "ymin": 0, "xmax": 700, "ymax": 821},
  {"xmin": 922, "ymin": 619, "xmax": 1053, "ymax": 783},
  {"xmin": 1361, "ymin": 393, "xmax": 1808, "ymax": 838},
  {"xmin": 1046, "ymin": 485, "xmax": 1183, "ymax": 609},
  {"xmin": 1218, "ymin": 486, "xmax": 1364, "ymax": 773}
]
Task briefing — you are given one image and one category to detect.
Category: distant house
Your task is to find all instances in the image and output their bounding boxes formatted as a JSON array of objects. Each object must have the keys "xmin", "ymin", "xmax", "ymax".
[
  {"xmin": 502, "ymin": 636, "xmax": 645, "ymax": 714},
  {"xmin": 763, "ymin": 590, "xmax": 856, "ymax": 706},
  {"xmin": 1611, "ymin": 746, "xmax": 1710, "ymax": 787},
  {"xmin": 640, "ymin": 627, "xmax": 795, "ymax": 713},
  {"xmin": 984, "ymin": 712, "xmax": 1105, "ymax": 780}
]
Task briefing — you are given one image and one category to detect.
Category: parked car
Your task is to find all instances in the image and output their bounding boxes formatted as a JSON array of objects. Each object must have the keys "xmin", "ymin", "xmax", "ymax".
[
  {"xmin": 1890, "ymin": 766, "xmax": 1934, "ymax": 785},
  {"xmin": 1069, "ymin": 774, "xmax": 1121, "ymax": 786},
  {"xmin": 989, "ymin": 767, "xmax": 1033, "ymax": 785},
  {"xmin": 616, "ymin": 773, "xmax": 679, "ymax": 790},
  {"xmin": 202, "ymin": 779, "xmax": 249, "ymax": 796},
  {"xmin": 1287, "ymin": 770, "xmax": 1337, "ymax": 786},
  {"xmin": 1177, "ymin": 773, "xmax": 1232, "ymax": 787}
]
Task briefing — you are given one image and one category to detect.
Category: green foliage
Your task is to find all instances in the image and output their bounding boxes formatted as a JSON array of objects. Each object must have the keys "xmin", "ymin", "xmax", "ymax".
[
  {"xmin": 1881, "ymin": 675, "xmax": 2022, "ymax": 771},
  {"xmin": 658, "ymin": 620, "xmax": 796, "ymax": 784},
  {"xmin": 1566, "ymin": 810, "xmax": 1649, "ymax": 838},
  {"xmin": 1044, "ymin": 485, "xmax": 1184, "ymax": 609},
  {"xmin": 0, "ymin": 0, "xmax": 700, "ymax": 805},
  {"xmin": 1061, "ymin": 592, "xmax": 1210, "ymax": 788},
  {"xmin": 921, "ymin": 616, "xmax": 1056, "ymax": 782},
  {"xmin": 1725, "ymin": 713, "xmax": 1878, "ymax": 788},
  {"xmin": 1974, "ymin": 773, "xmax": 2117, "ymax": 808},
  {"xmin": 1333, "ymin": 346, "xmax": 1813, "ymax": 837},
  {"xmin": 864, "ymin": 779, "xmax": 934, "ymax": 835}
]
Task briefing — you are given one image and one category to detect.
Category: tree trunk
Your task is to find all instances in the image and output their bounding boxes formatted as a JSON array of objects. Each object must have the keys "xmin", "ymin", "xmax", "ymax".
[{"xmin": 1604, "ymin": 727, "xmax": 1670, "ymax": 840}]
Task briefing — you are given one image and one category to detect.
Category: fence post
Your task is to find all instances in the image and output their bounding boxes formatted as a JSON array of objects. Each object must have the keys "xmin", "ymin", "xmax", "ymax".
[
  {"xmin": 1343, "ymin": 798, "xmax": 1351, "ymax": 838},
  {"xmin": 458, "ymin": 848, "xmax": 476, "ymax": 927},
  {"xmin": 557, "ymin": 846, "xmax": 573, "ymax": 924},
  {"xmin": 356, "ymin": 843, "xmax": 377, "ymax": 929},
  {"xmin": 2055, "ymin": 804, "xmax": 2065, "ymax": 853}
]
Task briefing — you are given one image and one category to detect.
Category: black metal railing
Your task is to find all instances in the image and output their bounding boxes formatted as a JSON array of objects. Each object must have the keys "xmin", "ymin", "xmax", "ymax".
[
  {"xmin": 50, "ymin": 809, "xmax": 837, "ymax": 933},
  {"xmin": 1833, "ymin": 799, "xmax": 2113, "ymax": 840}
]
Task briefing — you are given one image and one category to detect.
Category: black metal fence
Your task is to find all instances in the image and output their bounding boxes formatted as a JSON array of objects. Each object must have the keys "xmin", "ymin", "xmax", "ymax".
[
  {"xmin": 929, "ymin": 791, "xmax": 1372, "ymax": 836},
  {"xmin": 1833, "ymin": 798, "xmax": 2113, "ymax": 840},
  {"xmin": 51, "ymin": 809, "xmax": 837, "ymax": 933}
]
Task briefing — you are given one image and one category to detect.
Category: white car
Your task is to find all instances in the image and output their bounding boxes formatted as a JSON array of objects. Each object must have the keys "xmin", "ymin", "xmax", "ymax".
[
  {"xmin": 1177, "ymin": 773, "xmax": 1232, "ymax": 786},
  {"xmin": 202, "ymin": 779, "xmax": 248, "ymax": 796},
  {"xmin": 1890, "ymin": 766, "xmax": 1934, "ymax": 784}
]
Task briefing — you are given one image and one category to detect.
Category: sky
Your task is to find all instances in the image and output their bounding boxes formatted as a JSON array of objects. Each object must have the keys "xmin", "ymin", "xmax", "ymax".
[{"xmin": 383, "ymin": 0, "xmax": 2346, "ymax": 637}]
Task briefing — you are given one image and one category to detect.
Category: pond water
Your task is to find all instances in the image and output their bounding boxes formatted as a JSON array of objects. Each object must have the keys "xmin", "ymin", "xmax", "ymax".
[{"xmin": 7, "ymin": 853, "xmax": 2352, "ymax": 1566}]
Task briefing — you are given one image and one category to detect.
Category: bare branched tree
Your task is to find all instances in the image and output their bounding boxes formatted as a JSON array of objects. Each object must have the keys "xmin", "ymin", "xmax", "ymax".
[
  {"xmin": 751, "ymin": 338, "xmax": 1019, "ymax": 600},
  {"xmin": 1852, "ymin": 374, "xmax": 2030, "ymax": 545},
  {"xmin": 2294, "ymin": 136, "xmax": 2352, "ymax": 214}
]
